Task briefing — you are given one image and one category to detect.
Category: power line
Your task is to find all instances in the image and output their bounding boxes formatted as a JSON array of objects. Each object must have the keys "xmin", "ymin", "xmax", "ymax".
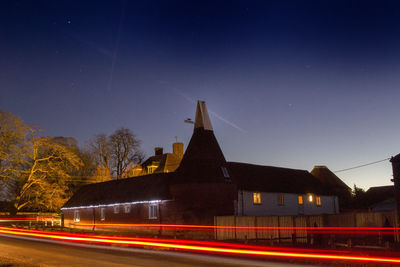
[{"xmin": 334, "ymin": 158, "xmax": 391, "ymax": 173}]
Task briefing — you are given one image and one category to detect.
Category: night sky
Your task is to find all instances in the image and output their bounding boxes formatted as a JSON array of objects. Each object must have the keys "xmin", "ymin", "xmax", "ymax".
[{"xmin": 2, "ymin": 0, "xmax": 400, "ymax": 189}]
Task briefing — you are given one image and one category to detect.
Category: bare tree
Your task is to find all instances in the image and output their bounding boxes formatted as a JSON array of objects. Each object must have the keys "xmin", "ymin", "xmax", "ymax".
[
  {"xmin": 0, "ymin": 111, "xmax": 30, "ymax": 181},
  {"xmin": 90, "ymin": 165, "xmax": 112, "ymax": 183},
  {"xmin": 87, "ymin": 134, "xmax": 111, "ymax": 170},
  {"xmin": 109, "ymin": 127, "xmax": 144, "ymax": 179}
]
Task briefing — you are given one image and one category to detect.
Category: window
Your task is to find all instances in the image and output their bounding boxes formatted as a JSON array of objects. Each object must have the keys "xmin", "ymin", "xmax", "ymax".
[
  {"xmin": 277, "ymin": 193, "xmax": 284, "ymax": 205},
  {"xmin": 316, "ymin": 196, "xmax": 322, "ymax": 206},
  {"xmin": 113, "ymin": 205, "xmax": 119, "ymax": 214},
  {"xmin": 253, "ymin": 192, "xmax": 261, "ymax": 204},
  {"xmin": 149, "ymin": 205, "xmax": 158, "ymax": 219},
  {"xmin": 100, "ymin": 208, "xmax": 105, "ymax": 221},
  {"xmin": 308, "ymin": 194, "xmax": 314, "ymax": 202},
  {"xmin": 124, "ymin": 205, "xmax": 131, "ymax": 213},
  {"xmin": 221, "ymin": 166, "xmax": 230, "ymax": 181},
  {"xmin": 147, "ymin": 166, "xmax": 156, "ymax": 174},
  {"xmin": 147, "ymin": 161, "xmax": 159, "ymax": 174},
  {"xmin": 73, "ymin": 210, "xmax": 80, "ymax": 222},
  {"xmin": 298, "ymin": 195, "xmax": 303, "ymax": 205}
]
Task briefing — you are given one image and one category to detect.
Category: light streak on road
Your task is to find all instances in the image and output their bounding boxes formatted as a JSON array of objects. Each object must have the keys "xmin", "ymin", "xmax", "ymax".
[
  {"xmin": 0, "ymin": 218, "xmax": 36, "ymax": 222},
  {"xmin": 77, "ymin": 222, "xmax": 400, "ymax": 230},
  {"xmin": 1, "ymin": 226, "xmax": 400, "ymax": 264},
  {"xmin": 76, "ymin": 222, "xmax": 399, "ymax": 235}
]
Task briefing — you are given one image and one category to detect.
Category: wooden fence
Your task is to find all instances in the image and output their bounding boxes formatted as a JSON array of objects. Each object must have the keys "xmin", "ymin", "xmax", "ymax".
[
  {"xmin": 0, "ymin": 212, "xmax": 62, "ymax": 228},
  {"xmin": 214, "ymin": 211, "xmax": 399, "ymax": 246}
]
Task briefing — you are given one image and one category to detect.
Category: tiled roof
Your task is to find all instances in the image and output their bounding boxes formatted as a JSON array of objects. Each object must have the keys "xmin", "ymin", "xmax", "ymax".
[
  {"xmin": 227, "ymin": 162, "xmax": 327, "ymax": 194},
  {"xmin": 311, "ymin": 166, "xmax": 351, "ymax": 190},
  {"xmin": 63, "ymin": 173, "xmax": 172, "ymax": 208}
]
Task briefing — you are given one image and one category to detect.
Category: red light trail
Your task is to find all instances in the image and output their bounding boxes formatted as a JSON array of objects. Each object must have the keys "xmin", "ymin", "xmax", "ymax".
[
  {"xmin": 77, "ymin": 222, "xmax": 400, "ymax": 230},
  {"xmin": 1, "ymin": 226, "xmax": 400, "ymax": 264},
  {"xmin": 75, "ymin": 222, "xmax": 399, "ymax": 235}
]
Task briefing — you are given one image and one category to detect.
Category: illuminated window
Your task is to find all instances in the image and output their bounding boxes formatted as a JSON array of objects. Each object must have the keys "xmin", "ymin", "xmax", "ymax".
[
  {"xmin": 124, "ymin": 205, "xmax": 131, "ymax": 213},
  {"xmin": 113, "ymin": 205, "xmax": 119, "ymax": 214},
  {"xmin": 100, "ymin": 208, "xmax": 105, "ymax": 221},
  {"xmin": 277, "ymin": 193, "xmax": 284, "ymax": 206},
  {"xmin": 298, "ymin": 195, "xmax": 303, "ymax": 205},
  {"xmin": 308, "ymin": 194, "xmax": 313, "ymax": 202},
  {"xmin": 73, "ymin": 210, "xmax": 80, "ymax": 222},
  {"xmin": 149, "ymin": 205, "xmax": 158, "ymax": 219},
  {"xmin": 147, "ymin": 162, "xmax": 159, "ymax": 174},
  {"xmin": 316, "ymin": 196, "xmax": 322, "ymax": 206},
  {"xmin": 253, "ymin": 192, "xmax": 261, "ymax": 204}
]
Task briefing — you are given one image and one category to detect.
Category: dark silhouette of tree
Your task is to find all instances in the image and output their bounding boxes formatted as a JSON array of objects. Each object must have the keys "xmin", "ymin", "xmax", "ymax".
[
  {"xmin": 86, "ymin": 128, "xmax": 144, "ymax": 179},
  {"xmin": 109, "ymin": 127, "xmax": 144, "ymax": 179}
]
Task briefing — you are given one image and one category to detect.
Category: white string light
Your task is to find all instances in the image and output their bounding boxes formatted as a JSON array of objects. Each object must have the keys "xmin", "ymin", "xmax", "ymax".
[{"xmin": 61, "ymin": 200, "xmax": 163, "ymax": 210}]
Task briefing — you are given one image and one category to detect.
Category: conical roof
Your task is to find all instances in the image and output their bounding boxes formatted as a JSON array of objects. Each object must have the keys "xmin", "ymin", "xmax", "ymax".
[{"xmin": 176, "ymin": 101, "xmax": 229, "ymax": 182}]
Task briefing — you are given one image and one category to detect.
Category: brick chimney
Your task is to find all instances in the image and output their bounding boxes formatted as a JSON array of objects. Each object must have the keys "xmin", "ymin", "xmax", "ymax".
[
  {"xmin": 173, "ymin": 142, "xmax": 184, "ymax": 159},
  {"xmin": 154, "ymin": 147, "xmax": 163, "ymax": 156}
]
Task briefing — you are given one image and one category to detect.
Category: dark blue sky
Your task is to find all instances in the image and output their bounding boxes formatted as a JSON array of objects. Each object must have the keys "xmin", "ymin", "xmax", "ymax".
[{"xmin": 2, "ymin": 0, "xmax": 400, "ymax": 189}]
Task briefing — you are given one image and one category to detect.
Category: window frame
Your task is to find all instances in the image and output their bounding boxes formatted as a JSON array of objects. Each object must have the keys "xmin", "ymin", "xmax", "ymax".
[
  {"xmin": 73, "ymin": 210, "xmax": 80, "ymax": 222},
  {"xmin": 113, "ymin": 205, "xmax": 119, "ymax": 214},
  {"xmin": 298, "ymin": 195, "xmax": 303, "ymax": 205},
  {"xmin": 253, "ymin": 192, "xmax": 261, "ymax": 204},
  {"xmin": 277, "ymin": 193, "xmax": 284, "ymax": 206},
  {"xmin": 149, "ymin": 204, "xmax": 158, "ymax": 219},
  {"xmin": 124, "ymin": 205, "xmax": 131, "ymax": 213},
  {"xmin": 316, "ymin": 196, "xmax": 322, "ymax": 206},
  {"xmin": 100, "ymin": 208, "xmax": 106, "ymax": 221}
]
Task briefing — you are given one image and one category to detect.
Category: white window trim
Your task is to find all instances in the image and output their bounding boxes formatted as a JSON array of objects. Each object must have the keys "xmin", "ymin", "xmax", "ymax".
[
  {"xmin": 100, "ymin": 208, "xmax": 106, "ymax": 221},
  {"xmin": 113, "ymin": 205, "xmax": 120, "ymax": 214},
  {"xmin": 74, "ymin": 210, "xmax": 80, "ymax": 222},
  {"xmin": 149, "ymin": 204, "xmax": 158, "ymax": 219},
  {"xmin": 124, "ymin": 205, "xmax": 131, "ymax": 213}
]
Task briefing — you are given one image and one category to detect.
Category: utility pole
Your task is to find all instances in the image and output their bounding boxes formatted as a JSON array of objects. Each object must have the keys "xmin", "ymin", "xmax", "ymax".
[{"xmin": 390, "ymin": 154, "xmax": 400, "ymax": 227}]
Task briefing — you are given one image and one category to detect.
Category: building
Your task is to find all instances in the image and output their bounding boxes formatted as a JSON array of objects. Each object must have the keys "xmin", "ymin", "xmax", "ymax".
[
  {"xmin": 230, "ymin": 162, "xmax": 338, "ymax": 216},
  {"xmin": 62, "ymin": 101, "xmax": 340, "ymax": 233},
  {"xmin": 364, "ymin": 185, "xmax": 395, "ymax": 212},
  {"xmin": 131, "ymin": 143, "xmax": 184, "ymax": 176}
]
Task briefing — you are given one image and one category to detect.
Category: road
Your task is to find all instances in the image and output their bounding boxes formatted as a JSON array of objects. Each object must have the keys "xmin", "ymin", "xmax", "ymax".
[{"xmin": 0, "ymin": 234, "xmax": 314, "ymax": 267}]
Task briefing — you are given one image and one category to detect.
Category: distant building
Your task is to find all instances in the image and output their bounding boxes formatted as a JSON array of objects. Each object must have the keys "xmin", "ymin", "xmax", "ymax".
[
  {"xmin": 365, "ymin": 185, "xmax": 395, "ymax": 212},
  {"xmin": 62, "ymin": 101, "xmax": 340, "ymax": 232},
  {"xmin": 131, "ymin": 143, "xmax": 184, "ymax": 176}
]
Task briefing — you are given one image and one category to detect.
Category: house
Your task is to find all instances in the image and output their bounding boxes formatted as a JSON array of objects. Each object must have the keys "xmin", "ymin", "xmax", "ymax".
[
  {"xmin": 62, "ymin": 101, "xmax": 340, "ymax": 233},
  {"xmin": 131, "ymin": 143, "xmax": 184, "ymax": 176},
  {"xmin": 230, "ymin": 162, "xmax": 339, "ymax": 216},
  {"xmin": 365, "ymin": 185, "xmax": 395, "ymax": 212}
]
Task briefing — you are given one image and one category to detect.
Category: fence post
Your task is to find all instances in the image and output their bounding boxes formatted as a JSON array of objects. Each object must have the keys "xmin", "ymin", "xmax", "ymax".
[
  {"xmin": 255, "ymin": 216, "xmax": 258, "ymax": 241},
  {"xmin": 214, "ymin": 216, "xmax": 217, "ymax": 240},
  {"xmin": 306, "ymin": 216, "xmax": 311, "ymax": 245},
  {"xmin": 292, "ymin": 216, "xmax": 296, "ymax": 245},
  {"xmin": 278, "ymin": 216, "xmax": 281, "ymax": 244},
  {"xmin": 234, "ymin": 216, "xmax": 237, "ymax": 241}
]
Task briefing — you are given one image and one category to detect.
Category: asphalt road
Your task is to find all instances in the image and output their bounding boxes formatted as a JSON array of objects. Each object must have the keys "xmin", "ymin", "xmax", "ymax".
[{"xmin": 0, "ymin": 234, "xmax": 315, "ymax": 267}]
